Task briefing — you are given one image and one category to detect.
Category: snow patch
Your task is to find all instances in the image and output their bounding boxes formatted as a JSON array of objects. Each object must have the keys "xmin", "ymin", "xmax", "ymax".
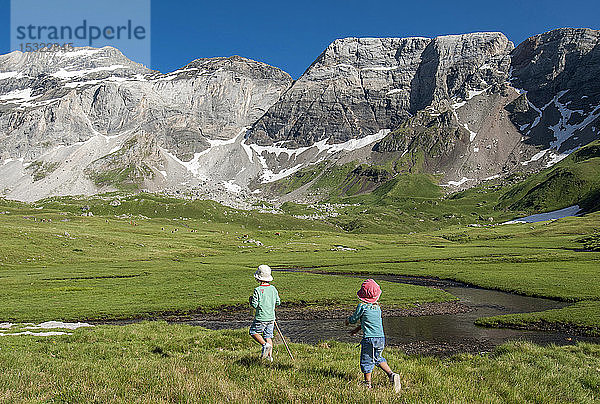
[
  {"xmin": 167, "ymin": 128, "xmax": 249, "ymax": 177},
  {"xmin": 23, "ymin": 321, "xmax": 93, "ymax": 330},
  {"xmin": 466, "ymin": 88, "xmax": 488, "ymax": 100},
  {"xmin": 441, "ymin": 177, "xmax": 474, "ymax": 187},
  {"xmin": 0, "ymin": 321, "xmax": 93, "ymax": 337},
  {"xmin": 451, "ymin": 101, "xmax": 466, "ymax": 110},
  {"xmin": 327, "ymin": 129, "xmax": 391, "ymax": 153},
  {"xmin": 463, "ymin": 123, "xmax": 477, "ymax": 141},
  {"xmin": 0, "ymin": 71, "xmax": 19, "ymax": 80},
  {"xmin": 0, "ymin": 331, "xmax": 71, "ymax": 337},
  {"xmin": 0, "ymin": 88, "xmax": 35, "ymax": 102},
  {"xmin": 544, "ymin": 149, "xmax": 576, "ymax": 168},
  {"xmin": 386, "ymin": 89, "xmax": 403, "ymax": 96},
  {"xmin": 503, "ymin": 205, "xmax": 581, "ymax": 224},
  {"xmin": 260, "ymin": 164, "xmax": 305, "ymax": 183},
  {"xmin": 223, "ymin": 180, "xmax": 242, "ymax": 194},
  {"xmin": 528, "ymin": 100, "xmax": 544, "ymax": 128},
  {"xmin": 521, "ymin": 149, "xmax": 549, "ymax": 166},
  {"xmin": 59, "ymin": 49, "xmax": 101, "ymax": 58},
  {"xmin": 247, "ymin": 129, "xmax": 390, "ymax": 177},
  {"xmin": 549, "ymin": 98, "xmax": 600, "ymax": 149},
  {"xmin": 52, "ymin": 65, "xmax": 125, "ymax": 79}
]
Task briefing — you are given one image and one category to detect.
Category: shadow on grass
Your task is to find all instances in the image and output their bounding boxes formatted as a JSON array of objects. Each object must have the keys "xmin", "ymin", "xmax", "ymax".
[
  {"xmin": 235, "ymin": 355, "xmax": 294, "ymax": 370},
  {"xmin": 236, "ymin": 355, "xmax": 353, "ymax": 381},
  {"xmin": 305, "ymin": 366, "xmax": 354, "ymax": 381}
]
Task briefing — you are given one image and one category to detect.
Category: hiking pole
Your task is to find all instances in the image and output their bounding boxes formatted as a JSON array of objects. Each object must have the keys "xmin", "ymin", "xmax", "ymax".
[{"xmin": 274, "ymin": 320, "xmax": 294, "ymax": 360}]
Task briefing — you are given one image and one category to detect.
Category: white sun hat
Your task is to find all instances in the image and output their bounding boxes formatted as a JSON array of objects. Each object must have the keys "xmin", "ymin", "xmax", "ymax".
[{"xmin": 254, "ymin": 264, "xmax": 273, "ymax": 282}]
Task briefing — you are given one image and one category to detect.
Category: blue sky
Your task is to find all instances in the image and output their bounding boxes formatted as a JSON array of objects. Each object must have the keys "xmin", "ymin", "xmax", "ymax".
[{"xmin": 1, "ymin": 0, "xmax": 599, "ymax": 78}]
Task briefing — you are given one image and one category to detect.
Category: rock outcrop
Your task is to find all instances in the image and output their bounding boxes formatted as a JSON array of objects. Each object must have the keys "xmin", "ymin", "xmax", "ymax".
[
  {"xmin": 248, "ymin": 33, "xmax": 513, "ymax": 147},
  {"xmin": 509, "ymin": 28, "xmax": 600, "ymax": 153},
  {"xmin": 0, "ymin": 48, "xmax": 291, "ymax": 200}
]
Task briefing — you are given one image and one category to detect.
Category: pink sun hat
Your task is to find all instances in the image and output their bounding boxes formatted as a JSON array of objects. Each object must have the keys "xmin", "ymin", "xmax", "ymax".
[{"xmin": 357, "ymin": 279, "xmax": 382, "ymax": 303}]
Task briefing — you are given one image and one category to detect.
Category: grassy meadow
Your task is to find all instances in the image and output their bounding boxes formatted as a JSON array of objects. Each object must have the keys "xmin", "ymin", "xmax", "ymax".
[
  {"xmin": 0, "ymin": 183, "xmax": 599, "ymax": 402},
  {"xmin": 0, "ymin": 323, "xmax": 598, "ymax": 403},
  {"xmin": 0, "ymin": 193, "xmax": 599, "ymax": 329}
]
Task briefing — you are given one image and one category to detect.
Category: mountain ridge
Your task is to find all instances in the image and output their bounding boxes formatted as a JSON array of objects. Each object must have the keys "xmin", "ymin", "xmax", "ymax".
[{"xmin": 0, "ymin": 28, "xmax": 598, "ymax": 206}]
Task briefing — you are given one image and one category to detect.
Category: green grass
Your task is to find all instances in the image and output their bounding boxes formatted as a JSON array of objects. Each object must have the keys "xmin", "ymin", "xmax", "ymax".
[
  {"xmin": 495, "ymin": 140, "xmax": 600, "ymax": 213},
  {"xmin": 0, "ymin": 197, "xmax": 451, "ymax": 322},
  {"xmin": 0, "ymin": 323, "xmax": 598, "ymax": 403},
  {"xmin": 0, "ymin": 193, "xmax": 599, "ymax": 333},
  {"xmin": 0, "ymin": 171, "xmax": 599, "ymax": 401},
  {"xmin": 274, "ymin": 139, "xmax": 600, "ymax": 235},
  {"xmin": 476, "ymin": 301, "xmax": 600, "ymax": 336}
]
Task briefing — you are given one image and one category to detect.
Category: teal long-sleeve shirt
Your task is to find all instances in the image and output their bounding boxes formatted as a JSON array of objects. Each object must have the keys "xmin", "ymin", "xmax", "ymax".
[
  {"xmin": 251, "ymin": 284, "xmax": 280, "ymax": 321},
  {"xmin": 347, "ymin": 302, "xmax": 385, "ymax": 338}
]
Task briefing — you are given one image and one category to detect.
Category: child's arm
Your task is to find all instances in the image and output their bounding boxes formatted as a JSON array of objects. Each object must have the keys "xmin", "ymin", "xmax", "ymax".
[
  {"xmin": 349, "ymin": 325, "xmax": 361, "ymax": 336},
  {"xmin": 250, "ymin": 289, "xmax": 259, "ymax": 308},
  {"xmin": 346, "ymin": 303, "xmax": 364, "ymax": 335},
  {"xmin": 347, "ymin": 303, "xmax": 363, "ymax": 325}
]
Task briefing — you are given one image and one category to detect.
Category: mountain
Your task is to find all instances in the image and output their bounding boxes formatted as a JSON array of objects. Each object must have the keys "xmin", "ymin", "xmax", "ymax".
[
  {"xmin": 0, "ymin": 48, "xmax": 291, "ymax": 201},
  {"xmin": 249, "ymin": 29, "xmax": 600, "ymax": 194},
  {"xmin": 0, "ymin": 28, "xmax": 599, "ymax": 205}
]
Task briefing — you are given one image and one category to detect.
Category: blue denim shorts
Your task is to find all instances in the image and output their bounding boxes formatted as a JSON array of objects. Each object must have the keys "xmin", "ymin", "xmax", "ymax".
[
  {"xmin": 249, "ymin": 319, "xmax": 275, "ymax": 339},
  {"xmin": 360, "ymin": 337, "xmax": 387, "ymax": 373}
]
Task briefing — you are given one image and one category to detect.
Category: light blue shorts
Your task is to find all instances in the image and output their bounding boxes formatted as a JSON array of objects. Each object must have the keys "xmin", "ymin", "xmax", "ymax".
[
  {"xmin": 360, "ymin": 337, "xmax": 387, "ymax": 373},
  {"xmin": 249, "ymin": 319, "xmax": 275, "ymax": 339}
]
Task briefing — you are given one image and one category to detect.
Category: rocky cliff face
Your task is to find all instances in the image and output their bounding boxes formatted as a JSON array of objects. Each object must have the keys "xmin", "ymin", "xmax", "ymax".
[
  {"xmin": 0, "ymin": 48, "xmax": 292, "ymax": 201},
  {"xmin": 509, "ymin": 28, "xmax": 600, "ymax": 153},
  {"xmin": 0, "ymin": 28, "xmax": 599, "ymax": 203},
  {"xmin": 246, "ymin": 29, "xmax": 600, "ymax": 190},
  {"xmin": 246, "ymin": 32, "xmax": 528, "ymax": 186},
  {"xmin": 248, "ymin": 33, "xmax": 512, "ymax": 147}
]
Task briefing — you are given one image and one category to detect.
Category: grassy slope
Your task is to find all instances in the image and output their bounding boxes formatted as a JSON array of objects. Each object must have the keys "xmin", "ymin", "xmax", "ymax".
[
  {"xmin": 497, "ymin": 140, "xmax": 600, "ymax": 212},
  {"xmin": 281, "ymin": 172, "xmax": 515, "ymax": 234},
  {"xmin": 276, "ymin": 139, "xmax": 600, "ymax": 235},
  {"xmin": 1, "ymin": 141, "xmax": 600, "ymax": 327},
  {"xmin": 0, "ymin": 323, "xmax": 598, "ymax": 403},
  {"xmin": 476, "ymin": 301, "xmax": 600, "ymax": 333}
]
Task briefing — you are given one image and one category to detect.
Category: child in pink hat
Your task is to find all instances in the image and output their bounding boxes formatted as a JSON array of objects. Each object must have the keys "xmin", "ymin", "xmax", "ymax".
[{"xmin": 345, "ymin": 279, "xmax": 401, "ymax": 392}]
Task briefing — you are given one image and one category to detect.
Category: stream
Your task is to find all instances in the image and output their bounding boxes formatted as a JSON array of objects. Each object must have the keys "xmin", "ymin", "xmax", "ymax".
[{"xmin": 185, "ymin": 273, "xmax": 600, "ymax": 356}]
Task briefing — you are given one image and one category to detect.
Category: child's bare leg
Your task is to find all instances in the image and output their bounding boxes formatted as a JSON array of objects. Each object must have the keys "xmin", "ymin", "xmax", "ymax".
[
  {"xmin": 364, "ymin": 372, "xmax": 372, "ymax": 382},
  {"xmin": 251, "ymin": 333, "xmax": 266, "ymax": 345},
  {"xmin": 265, "ymin": 337, "xmax": 273, "ymax": 356},
  {"xmin": 378, "ymin": 361, "xmax": 394, "ymax": 376}
]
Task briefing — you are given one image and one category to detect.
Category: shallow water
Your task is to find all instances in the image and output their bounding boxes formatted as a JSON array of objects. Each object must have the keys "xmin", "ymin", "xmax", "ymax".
[{"xmin": 188, "ymin": 274, "xmax": 600, "ymax": 354}]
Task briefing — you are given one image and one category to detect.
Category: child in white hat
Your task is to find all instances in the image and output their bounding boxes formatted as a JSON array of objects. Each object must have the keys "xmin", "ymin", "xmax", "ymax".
[{"xmin": 249, "ymin": 264, "xmax": 280, "ymax": 361}]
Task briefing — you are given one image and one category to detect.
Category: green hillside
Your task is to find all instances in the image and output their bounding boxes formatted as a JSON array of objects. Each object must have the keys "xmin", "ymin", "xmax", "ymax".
[{"xmin": 497, "ymin": 141, "xmax": 600, "ymax": 213}]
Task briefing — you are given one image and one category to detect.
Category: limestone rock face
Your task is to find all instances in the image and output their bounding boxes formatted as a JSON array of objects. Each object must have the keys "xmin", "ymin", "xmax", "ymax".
[
  {"xmin": 509, "ymin": 28, "xmax": 600, "ymax": 153},
  {"xmin": 0, "ymin": 48, "xmax": 291, "ymax": 201},
  {"xmin": 248, "ymin": 33, "xmax": 513, "ymax": 147}
]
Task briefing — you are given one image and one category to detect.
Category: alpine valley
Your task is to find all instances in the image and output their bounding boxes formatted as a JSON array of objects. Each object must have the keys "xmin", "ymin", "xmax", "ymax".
[{"xmin": 0, "ymin": 27, "xmax": 599, "ymax": 214}]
